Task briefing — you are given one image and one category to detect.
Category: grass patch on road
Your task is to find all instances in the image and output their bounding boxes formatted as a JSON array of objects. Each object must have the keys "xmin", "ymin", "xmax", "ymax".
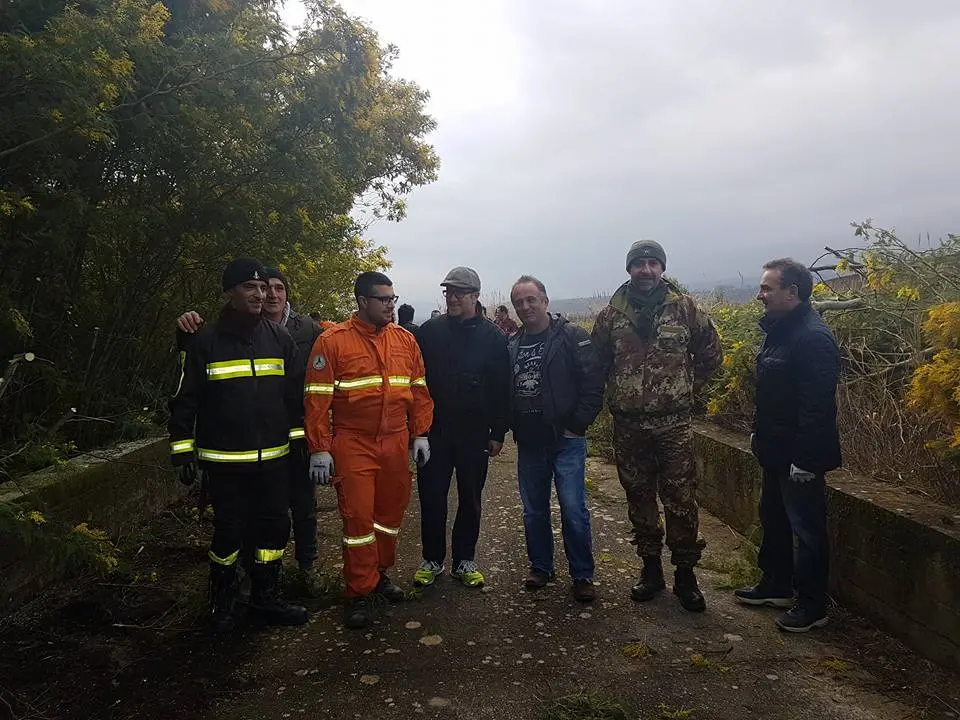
[
  {"xmin": 542, "ymin": 692, "xmax": 630, "ymax": 720},
  {"xmin": 657, "ymin": 705, "xmax": 695, "ymax": 719},
  {"xmin": 698, "ymin": 542, "xmax": 761, "ymax": 590}
]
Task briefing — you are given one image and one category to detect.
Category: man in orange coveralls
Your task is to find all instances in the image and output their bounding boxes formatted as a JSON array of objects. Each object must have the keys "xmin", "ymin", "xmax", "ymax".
[{"xmin": 304, "ymin": 271, "xmax": 434, "ymax": 629}]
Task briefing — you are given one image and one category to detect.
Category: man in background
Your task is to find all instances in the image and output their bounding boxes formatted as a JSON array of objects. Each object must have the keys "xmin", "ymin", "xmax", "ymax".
[
  {"xmin": 494, "ymin": 304, "xmax": 519, "ymax": 336},
  {"xmin": 398, "ymin": 303, "xmax": 418, "ymax": 333}
]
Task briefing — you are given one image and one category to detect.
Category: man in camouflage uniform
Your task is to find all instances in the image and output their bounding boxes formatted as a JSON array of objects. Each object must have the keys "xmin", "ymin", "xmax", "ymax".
[{"xmin": 591, "ymin": 240, "xmax": 722, "ymax": 612}]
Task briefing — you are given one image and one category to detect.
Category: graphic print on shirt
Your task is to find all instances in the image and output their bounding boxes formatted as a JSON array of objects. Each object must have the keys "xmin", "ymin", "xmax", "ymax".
[{"xmin": 514, "ymin": 337, "xmax": 545, "ymax": 411}]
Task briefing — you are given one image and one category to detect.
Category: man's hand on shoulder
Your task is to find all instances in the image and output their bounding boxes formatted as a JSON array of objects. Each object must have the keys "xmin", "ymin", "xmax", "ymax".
[{"xmin": 177, "ymin": 311, "xmax": 204, "ymax": 334}]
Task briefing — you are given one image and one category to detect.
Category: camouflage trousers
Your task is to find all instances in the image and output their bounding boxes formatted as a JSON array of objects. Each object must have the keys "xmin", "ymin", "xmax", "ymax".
[{"xmin": 612, "ymin": 417, "xmax": 706, "ymax": 568}]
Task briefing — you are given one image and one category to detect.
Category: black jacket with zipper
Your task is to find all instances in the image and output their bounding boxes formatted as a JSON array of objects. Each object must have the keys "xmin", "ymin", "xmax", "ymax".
[
  {"xmin": 753, "ymin": 302, "xmax": 842, "ymax": 473},
  {"xmin": 507, "ymin": 316, "xmax": 605, "ymax": 443},
  {"xmin": 168, "ymin": 304, "xmax": 299, "ymax": 472},
  {"xmin": 415, "ymin": 314, "xmax": 510, "ymax": 442},
  {"xmin": 284, "ymin": 308, "xmax": 321, "ymax": 438}
]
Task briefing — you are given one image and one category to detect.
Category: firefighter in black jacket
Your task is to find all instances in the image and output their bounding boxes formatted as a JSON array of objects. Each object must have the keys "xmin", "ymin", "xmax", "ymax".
[
  {"xmin": 173, "ymin": 268, "xmax": 324, "ymax": 594},
  {"xmin": 169, "ymin": 258, "xmax": 308, "ymax": 631}
]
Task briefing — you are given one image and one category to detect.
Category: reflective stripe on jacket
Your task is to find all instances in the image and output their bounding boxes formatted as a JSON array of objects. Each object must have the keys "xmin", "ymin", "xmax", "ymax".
[
  {"xmin": 303, "ymin": 314, "xmax": 434, "ymax": 453},
  {"xmin": 168, "ymin": 304, "xmax": 299, "ymax": 471}
]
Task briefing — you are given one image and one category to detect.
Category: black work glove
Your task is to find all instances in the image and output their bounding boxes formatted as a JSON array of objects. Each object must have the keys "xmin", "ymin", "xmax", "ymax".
[{"xmin": 178, "ymin": 462, "xmax": 198, "ymax": 486}]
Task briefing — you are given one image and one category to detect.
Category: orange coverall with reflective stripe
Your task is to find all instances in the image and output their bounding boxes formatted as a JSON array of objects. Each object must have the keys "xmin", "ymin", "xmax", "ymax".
[{"xmin": 304, "ymin": 315, "xmax": 433, "ymax": 598}]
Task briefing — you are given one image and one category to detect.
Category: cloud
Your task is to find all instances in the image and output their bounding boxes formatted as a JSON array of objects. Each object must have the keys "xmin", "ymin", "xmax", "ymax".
[{"xmin": 298, "ymin": 0, "xmax": 960, "ymax": 302}]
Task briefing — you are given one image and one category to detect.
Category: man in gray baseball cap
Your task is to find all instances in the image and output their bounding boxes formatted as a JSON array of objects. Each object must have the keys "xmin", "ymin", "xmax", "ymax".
[{"xmin": 411, "ymin": 267, "xmax": 510, "ymax": 590}]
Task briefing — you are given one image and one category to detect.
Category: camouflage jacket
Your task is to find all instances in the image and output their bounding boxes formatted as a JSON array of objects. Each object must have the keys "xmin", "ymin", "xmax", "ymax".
[{"xmin": 591, "ymin": 280, "xmax": 722, "ymax": 425}]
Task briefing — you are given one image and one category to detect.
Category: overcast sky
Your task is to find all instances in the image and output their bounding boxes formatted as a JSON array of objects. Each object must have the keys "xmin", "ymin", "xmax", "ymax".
[{"xmin": 283, "ymin": 0, "xmax": 960, "ymax": 310}]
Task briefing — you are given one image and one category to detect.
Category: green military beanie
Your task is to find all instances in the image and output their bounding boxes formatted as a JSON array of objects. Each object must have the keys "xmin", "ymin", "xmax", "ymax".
[{"xmin": 626, "ymin": 240, "xmax": 666, "ymax": 272}]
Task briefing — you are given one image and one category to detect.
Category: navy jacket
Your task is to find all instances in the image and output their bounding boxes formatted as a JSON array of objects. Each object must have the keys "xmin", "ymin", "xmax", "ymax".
[{"xmin": 752, "ymin": 302, "xmax": 842, "ymax": 473}]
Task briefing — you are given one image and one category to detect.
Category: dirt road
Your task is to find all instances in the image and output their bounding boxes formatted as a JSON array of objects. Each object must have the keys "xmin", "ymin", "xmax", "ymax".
[{"xmin": 2, "ymin": 440, "xmax": 958, "ymax": 719}]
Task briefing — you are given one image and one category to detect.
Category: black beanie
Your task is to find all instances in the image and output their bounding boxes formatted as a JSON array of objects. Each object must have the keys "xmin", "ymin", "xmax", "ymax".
[
  {"xmin": 264, "ymin": 267, "xmax": 290, "ymax": 293},
  {"xmin": 626, "ymin": 240, "xmax": 667, "ymax": 272},
  {"xmin": 221, "ymin": 257, "xmax": 267, "ymax": 291}
]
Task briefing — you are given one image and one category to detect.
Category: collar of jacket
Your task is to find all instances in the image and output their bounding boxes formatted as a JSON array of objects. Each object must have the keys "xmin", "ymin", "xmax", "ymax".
[
  {"xmin": 217, "ymin": 302, "xmax": 262, "ymax": 337},
  {"xmin": 281, "ymin": 301, "xmax": 292, "ymax": 326},
  {"xmin": 446, "ymin": 314, "xmax": 482, "ymax": 330},
  {"xmin": 759, "ymin": 301, "xmax": 813, "ymax": 337},
  {"xmin": 608, "ymin": 279, "xmax": 681, "ymax": 328},
  {"xmin": 347, "ymin": 312, "xmax": 388, "ymax": 336}
]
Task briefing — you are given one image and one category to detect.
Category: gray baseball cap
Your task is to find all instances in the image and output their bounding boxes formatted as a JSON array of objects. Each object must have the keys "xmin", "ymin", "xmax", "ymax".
[{"xmin": 440, "ymin": 266, "xmax": 481, "ymax": 292}]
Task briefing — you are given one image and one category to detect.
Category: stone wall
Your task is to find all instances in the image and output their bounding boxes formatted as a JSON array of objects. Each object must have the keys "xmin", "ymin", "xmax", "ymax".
[
  {"xmin": 0, "ymin": 437, "xmax": 186, "ymax": 612},
  {"xmin": 692, "ymin": 421, "xmax": 960, "ymax": 671}
]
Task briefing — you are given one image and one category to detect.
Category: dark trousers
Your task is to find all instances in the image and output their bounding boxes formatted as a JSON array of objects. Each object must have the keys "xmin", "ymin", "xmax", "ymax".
[
  {"xmin": 417, "ymin": 427, "xmax": 489, "ymax": 565},
  {"xmin": 208, "ymin": 462, "xmax": 290, "ymax": 564},
  {"xmin": 758, "ymin": 466, "xmax": 830, "ymax": 609},
  {"xmin": 287, "ymin": 443, "xmax": 317, "ymax": 569}
]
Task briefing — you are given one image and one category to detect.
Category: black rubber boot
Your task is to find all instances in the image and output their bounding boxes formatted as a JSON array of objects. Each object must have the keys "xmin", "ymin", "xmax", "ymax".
[
  {"xmin": 208, "ymin": 561, "xmax": 240, "ymax": 633},
  {"xmin": 630, "ymin": 555, "xmax": 666, "ymax": 602},
  {"xmin": 344, "ymin": 595, "xmax": 383, "ymax": 629},
  {"xmin": 673, "ymin": 566, "xmax": 706, "ymax": 612},
  {"xmin": 376, "ymin": 572, "xmax": 405, "ymax": 604},
  {"xmin": 249, "ymin": 560, "xmax": 309, "ymax": 626}
]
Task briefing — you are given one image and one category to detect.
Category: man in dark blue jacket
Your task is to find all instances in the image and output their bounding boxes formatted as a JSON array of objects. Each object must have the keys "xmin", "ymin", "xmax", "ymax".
[
  {"xmin": 509, "ymin": 275, "xmax": 605, "ymax": 602},
  {"xmin": 735, "ymin": 258, "xmax": 841, "ymax": 633}
]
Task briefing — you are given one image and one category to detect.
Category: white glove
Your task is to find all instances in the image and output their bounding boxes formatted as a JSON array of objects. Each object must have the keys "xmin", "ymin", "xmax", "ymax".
[
  {"xmin": 310, "ymin": 452, "xmax": 334, "ymax": 485},
  {"xmin": 412, "ymin": 437, "xmax": 431, "ymax": 466},
  {"xmin": 789, "ymin": 464, "xmax": 816, "ymax": 483}
]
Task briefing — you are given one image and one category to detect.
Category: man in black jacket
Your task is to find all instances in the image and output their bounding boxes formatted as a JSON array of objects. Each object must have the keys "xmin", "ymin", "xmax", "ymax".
[
  {"xmin": 735, "ymin": 258, "xmax": 841, "ymax": 633},
  {"xmin": 174, "ymin": 268, "xmax": 324, "ymax": 595},
  {"xmin": 509, "ymin": 276, "xmax": 604, "ymax": 602},
  {"xmin": 169, "ymin": 258, "xmax": 308, "ymax": 631},
  {"xmin": 412, "ymin": 267, "xmax": 510, "ymax": 589}
]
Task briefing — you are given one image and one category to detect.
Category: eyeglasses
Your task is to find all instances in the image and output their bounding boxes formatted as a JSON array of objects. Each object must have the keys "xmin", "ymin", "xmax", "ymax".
[
  {"xmin": 443, "ymin": 288, "xmax": 475, "ymax": 299},
  {"xmin": 366, "ymin": 294, "xmax": 398, "ymax": 305}
]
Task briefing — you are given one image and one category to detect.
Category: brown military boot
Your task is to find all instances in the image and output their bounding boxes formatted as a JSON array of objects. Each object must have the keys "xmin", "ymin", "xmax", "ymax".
[{"xmin": 631, "ymin": 555, "xmax": 666, "ymax": 602}]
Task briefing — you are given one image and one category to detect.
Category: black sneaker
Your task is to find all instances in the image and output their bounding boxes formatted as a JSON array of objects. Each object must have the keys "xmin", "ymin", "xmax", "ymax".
[
  {"xmin": 775, "ymin": 603, "xmax": 828, "ymax": 633},
  {"xmin": 376, "ymin": 572, "xmax": 405, "ymax": 604},
  {"xmin": 734, "ymin": 584, "xmax": 794, "ymax": 608}
]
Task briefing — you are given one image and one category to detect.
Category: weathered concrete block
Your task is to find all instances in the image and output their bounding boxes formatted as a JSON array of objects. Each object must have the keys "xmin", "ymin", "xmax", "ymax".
[
  {"xmin": 692, "ymin": 421, "xmax": 960, "ymax": 671},
  {"xmin": 692, "ymin": 423, "xmax": 762, "ymax": 541},
  {"xmin": 0, "ymin": 436, "xmax": 186, "ymax": 612}
]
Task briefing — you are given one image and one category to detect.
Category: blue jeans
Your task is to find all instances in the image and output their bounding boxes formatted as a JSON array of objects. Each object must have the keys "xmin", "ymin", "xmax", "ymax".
[
  {"xmin": 517, "ymin": 436, "xmax": 594, "ymax": 581},
  {"xmin": 758, "ymin": 466, "xmax": 830, "ymax": 609}
]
